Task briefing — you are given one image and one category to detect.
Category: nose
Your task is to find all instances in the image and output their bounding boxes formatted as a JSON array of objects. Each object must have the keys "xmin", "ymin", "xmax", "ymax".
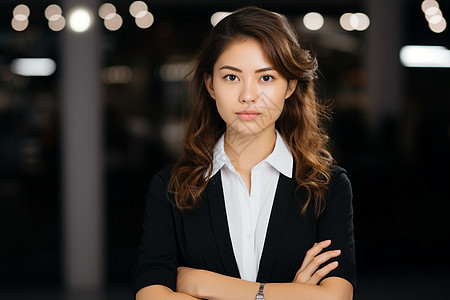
[{"xmin": 239, "ymin": 80, "xmax": 258, "ymax": 104}]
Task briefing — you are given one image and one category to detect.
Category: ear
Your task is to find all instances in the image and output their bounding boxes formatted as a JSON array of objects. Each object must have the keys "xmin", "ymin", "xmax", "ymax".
[
  {"xmin": 204, "ymin": 73, "xmax": 216, "ymax": 100},
  {"xmin": 285, "ymin": 80, "xmax": 298, "ymax": 99}
]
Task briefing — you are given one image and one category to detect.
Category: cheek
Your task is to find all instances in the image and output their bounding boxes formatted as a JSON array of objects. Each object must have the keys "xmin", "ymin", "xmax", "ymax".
[
  {"xmin": 261, "ymin": 86, "xmax": 287, "ymax": 117},
  {"xmin": 212, "ymin": 80, "xmax": 237, "ymax": 118},
  {"xmin": 214, "ymin": 96, "xmax": 234, "ymax": 123},
  {"xmin": 215, "ymin": 100, "xmax": 227, "ymax": 117},
  {"xmin": 271, "ymin": 100, "xmax": 285, "ymax": 122}
]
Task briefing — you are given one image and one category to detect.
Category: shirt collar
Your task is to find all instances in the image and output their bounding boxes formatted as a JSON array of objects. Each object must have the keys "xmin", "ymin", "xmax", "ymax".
[
  {"xmin": 209, "ymin": 130, "xmax": 293, "ymax": 179},
  {"xmin": 209, "ymin": 134, "xmax": 229, "ymax": 178},
  {"xmin": 264, "ymin": 130, "xmax": 293, "ymax": 178}
]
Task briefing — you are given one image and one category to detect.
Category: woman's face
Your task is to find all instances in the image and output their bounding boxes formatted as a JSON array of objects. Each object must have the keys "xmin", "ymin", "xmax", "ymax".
[{"xmin": 205, "ymin": 38, "xmax": 296, "ymax": 137}]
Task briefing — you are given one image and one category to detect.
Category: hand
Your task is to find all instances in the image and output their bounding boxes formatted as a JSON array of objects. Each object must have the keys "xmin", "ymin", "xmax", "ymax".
[{"xmin": 293, "ymin": 240, "xmax": 340, "ymax": 285}]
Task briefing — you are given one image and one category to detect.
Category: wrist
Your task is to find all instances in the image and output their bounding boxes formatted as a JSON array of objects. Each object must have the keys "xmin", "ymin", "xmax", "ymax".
[
  {"xmin": 194, "ymin": 269, "xmax": 219, "ymax": 298},
  {"xmin": 198, "ymin": 270, "xmax": 260, "ymax": 300},
  {"xmin": 177, "ymin": 267, "xmax": 208, "ymax": 298},
  {"xmin": 192, "ymin": 269, "xmax": 210, "ymax": 297},
  {"xmin": 255, "ymin": 282, "xmax": 265, "ymax": 300}
]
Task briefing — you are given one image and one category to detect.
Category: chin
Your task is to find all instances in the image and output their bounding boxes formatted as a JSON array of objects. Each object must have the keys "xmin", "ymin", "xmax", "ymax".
[{"xmin": 226, "ymin": 121, "xmax": 273, "ymax": 137}]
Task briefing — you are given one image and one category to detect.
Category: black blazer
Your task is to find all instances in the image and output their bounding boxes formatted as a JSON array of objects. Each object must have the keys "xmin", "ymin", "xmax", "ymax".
[{"xmin": 133, "ymin": 165, "xmax": 356, "ymax": 295}]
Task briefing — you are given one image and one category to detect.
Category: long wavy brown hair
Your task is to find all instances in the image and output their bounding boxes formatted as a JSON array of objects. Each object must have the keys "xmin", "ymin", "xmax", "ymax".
[{"xmin": 168, "ymin": 6, "xmax": 334, "ymax": 218}]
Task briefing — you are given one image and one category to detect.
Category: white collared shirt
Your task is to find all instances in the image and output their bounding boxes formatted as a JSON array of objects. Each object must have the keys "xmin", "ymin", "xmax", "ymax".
[{"xmin": 209, "ymin": 130, "xmax": 293, "ymax": 281}]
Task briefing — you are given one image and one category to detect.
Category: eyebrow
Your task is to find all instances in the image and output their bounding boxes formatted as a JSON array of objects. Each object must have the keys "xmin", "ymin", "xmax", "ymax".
[{"xmin": 218, "ymin": 65, "xmax": 275, "ymax": 73}]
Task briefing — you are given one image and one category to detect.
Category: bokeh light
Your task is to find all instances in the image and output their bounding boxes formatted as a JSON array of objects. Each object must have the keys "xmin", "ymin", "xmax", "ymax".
[
  {"xmin": 11, "ymin": 17, "xmax": 29, "ymax": 31},
  {"xmin": 340, "ymin": 12, "xmax": 370, "ymax": 31},
  {"xmin": 13, "ymin": 14, "xmax": 28, "ymax": 22},
  {"xmin": 210, "ymin": 11, "xmax": 232, "ymax": 27},
  {"xmin": 425, "ymin": 6, "xmax": 440, "ymax": 16},
  {"xmin": 421, "ymin": 0, "xmax": 439, "ymax": 13},
  {"xmin": 159, "ymin": 62, "xmax": 194, "ymax": 82},
  {"xmin": 425, "ymin": 8, "xmax": 442, "ymax": 21},
  {"xmin": 45, "ymin": 4, "xmax": 62, "ymax": 20},
  {"xmin": 303, "ymin": 12, "xmax": 324, "ymax": 31},
  {"xmin": 340, "ymin": 13, "xmax": 354, "ymax": 31},
  {"xmin": 400, "ymin": 45, "xmax": 450, "ymax": 67},
  {"xmin": 104, "ymin": 13, "xmax": 123, "ymax": 31},
  {"xmin": 11, "ymin": 58, "xmax": 57, "ymax": 76},
  {"xmin": 429, "ymin": 14, "xmax": 443, "ymax": 24},
  {"xmin": 99, "ymin": 3, "xmax": 116, "ymax": 19},
  {"xmin": 49, "ymin": 15, "xmax": 66, "ymax": 31},
  {"xmin": 68, "ymin": 7, "xmax": 92, "ymax": 33},
  {"xmin": 129, "ymin": 1, "xmax": 148, "ymax": 17},
  {"xmin": 429, "ymin": 17, "xmax": 447, "ymax": 33},
  {"xmin": 13, "ymin": 4, "xmax": 30, "ymax": 18},
  {"xmin": 354, "ymin": 13, "xmax": 370, "ymax": 31},
  {"xmin": 101, "ymin": 66, "xmax": 133, "ymax": 84},
  {"xmin": 421, "ymin": 0, "xmax": 446, "ymax": 33},
  {"xmin": 135, "ymin": 11, "xmax": 154, "ymax": 29}
]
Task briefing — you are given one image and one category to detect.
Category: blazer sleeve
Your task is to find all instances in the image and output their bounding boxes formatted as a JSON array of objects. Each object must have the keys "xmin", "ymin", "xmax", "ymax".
[
  {"xmin": 316, "ymin": 166, "xmax": 357, "ymax": 291},
  {"xmin": 132, "ymin": 168, "xmax": 178, "ymax": 295}
]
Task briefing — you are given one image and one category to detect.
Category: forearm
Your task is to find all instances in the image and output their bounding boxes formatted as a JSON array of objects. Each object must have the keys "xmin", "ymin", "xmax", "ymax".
[
  {"xmin": 264, "ymin": 280, "xmax": 343, "ymax": 300},
  {"xmin": 136, "ymin": 285, "xmax": 200, "ymax": 300},
  {"xmin": 181, "ymin": 269, "xmax": 258, "ymax": 300},
  {"xmin": 185, "ymin": 270, "xmax": 351, "ymax": 300}
]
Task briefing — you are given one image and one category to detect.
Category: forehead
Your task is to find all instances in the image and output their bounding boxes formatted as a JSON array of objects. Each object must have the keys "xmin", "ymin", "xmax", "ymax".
[{"xmin": 214, "ymin": 38, "xmax": 273, "ymax": 70}]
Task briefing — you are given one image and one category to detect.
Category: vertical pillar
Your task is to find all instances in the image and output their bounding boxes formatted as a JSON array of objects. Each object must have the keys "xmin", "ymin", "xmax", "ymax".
[
  {"xmin": 61, "ymin": 0, "xmax": 103, "ymax": 291},
  {"xmin": 367, "ymin": 0, "xmax": 404, "ymax": 134}
]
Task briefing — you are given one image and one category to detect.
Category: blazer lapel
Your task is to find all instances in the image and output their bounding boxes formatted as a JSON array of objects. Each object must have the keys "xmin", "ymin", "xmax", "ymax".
[
  {"xmin": 256, "ymin": 172, "xmax": 295, "ymax": 282},
  {"xmin": 206, "ymin": 171, "xmax": 241, "ymax": 278}
]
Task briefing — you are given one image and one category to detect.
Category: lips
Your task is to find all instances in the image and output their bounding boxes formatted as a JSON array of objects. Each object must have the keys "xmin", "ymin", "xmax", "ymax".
[{"xmin": 236, "ymin": 110, "xmax": 261, "ymax": 120}]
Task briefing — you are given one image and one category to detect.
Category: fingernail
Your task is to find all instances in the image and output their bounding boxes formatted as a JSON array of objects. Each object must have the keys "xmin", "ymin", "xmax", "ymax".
[
  {"xmin": 331, "ymin": 261, "xmax": 338, "ymax": 267},
  {"xmin": 335, "ymin": 250, "xmax": 341, "ymax": 254}
]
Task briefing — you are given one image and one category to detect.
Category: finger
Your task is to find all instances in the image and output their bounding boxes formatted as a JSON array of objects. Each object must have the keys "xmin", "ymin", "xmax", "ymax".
[
  {"xmin": 295, "ymin": 249, "xmax": 340, "ymax": 283},
  {"xmin": 299, "ymin": 240, "xmax": 331, "ymax": 271},
  {"xmin": 298, "ymin": 240, "xmax": 332, "ymax": 272},
  {"xmin": 301, "ymin": 249, "xmax": 341, "ymax": 278},
  {"xmin": 307, "ymin": 261, "xmax": 339, "ymax": 285}
]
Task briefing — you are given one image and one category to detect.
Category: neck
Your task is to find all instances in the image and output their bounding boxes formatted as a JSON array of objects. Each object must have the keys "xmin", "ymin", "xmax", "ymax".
[{"xmin": 224, "ymin": 126, "xmax": 276, "ymax": 171}]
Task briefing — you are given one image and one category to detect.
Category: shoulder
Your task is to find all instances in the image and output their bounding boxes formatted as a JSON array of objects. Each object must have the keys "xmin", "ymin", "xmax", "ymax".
[
  {"xmin": 316, "ymin": 165, "xmax": 354, "ymax": 223},
  {"xmin": 330, "ymin": 165, "xmax": 347, "ymax": 178},
  {"xmin": 149, "ymin": 164, "xmax": 174, "ymax": 187},
  {"xmin": 323, "ymin": 165, "xmax": 353, "ymax": 209},
  {"xmin": 147, "ymin": 164, "xmax": 177, "ymax": 206},
  {"xmin": 329, "ymin": 165, "xmax": 351, "ymax": 191}
]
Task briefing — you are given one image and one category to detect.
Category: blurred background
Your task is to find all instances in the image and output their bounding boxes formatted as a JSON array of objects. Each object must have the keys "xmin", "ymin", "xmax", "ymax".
[{"xmin": 0, "ymin": 0, "xmax": 449, "ymax": 299}]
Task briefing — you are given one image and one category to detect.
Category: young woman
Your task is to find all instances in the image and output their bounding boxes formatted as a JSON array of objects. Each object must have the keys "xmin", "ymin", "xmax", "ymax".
[{"xmin": 133, "ymin": 6, "xmax": 356, "ymax": 300}]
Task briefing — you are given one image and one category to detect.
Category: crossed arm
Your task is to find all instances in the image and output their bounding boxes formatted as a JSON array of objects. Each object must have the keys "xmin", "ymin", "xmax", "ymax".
[{"xmin": 136, "ymin": 240, "xmax": 353, "ymax": 300}]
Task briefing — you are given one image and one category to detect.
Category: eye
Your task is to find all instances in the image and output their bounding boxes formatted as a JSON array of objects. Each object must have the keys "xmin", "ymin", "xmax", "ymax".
[
  {"xmin": 261, "ymin": 75, "xmax": 274, "ymax": 82},
  {"xmin": 224, "ymin": 74, "xmax": 238, "ymax": 82}
]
